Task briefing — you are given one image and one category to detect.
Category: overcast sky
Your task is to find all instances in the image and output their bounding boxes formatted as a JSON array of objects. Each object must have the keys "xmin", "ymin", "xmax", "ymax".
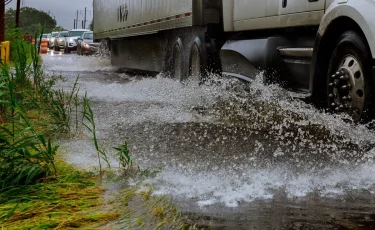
[{"xmin": 6, "ymin": 0, "xmax": 93, "ymax": 30}]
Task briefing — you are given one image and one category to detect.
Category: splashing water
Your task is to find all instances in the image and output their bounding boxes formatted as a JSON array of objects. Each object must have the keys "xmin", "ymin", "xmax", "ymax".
[
  {"xmin": 49, "ymin": 53, "xmax": 375, "ymax": 228},
  {"xmin": 43, "ymin": 53, "xmax": 115, "ymax": 72},
  {"xmin": 123, "ymin": 75, "xmax": 375, "ymax": 207}
]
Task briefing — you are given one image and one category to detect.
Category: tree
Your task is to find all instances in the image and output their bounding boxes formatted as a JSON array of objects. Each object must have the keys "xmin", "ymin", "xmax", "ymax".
[
  {"xmin": 89, "ymin": 20, "xmax": 93, "ymax": 31},
  {"xmin": 54, "ymin": 26, "xmax": 66, "ymax": 32},
  {"xmin": 5, "ymin": 7, "xmax": 56, "ymax": 35}
]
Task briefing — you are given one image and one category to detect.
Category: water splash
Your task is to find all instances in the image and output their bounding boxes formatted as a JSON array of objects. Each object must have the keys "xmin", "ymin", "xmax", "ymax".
[
  {"xmin": 49, "ymin": 54, "xmax": 375, "ymax": 213},
  {"xmin": 147, "ymin": 163, "xmax": 375, "ymax": 208},
  {"xmin": 43, "ymin": 53, "xmax": 115, "ymax": 72}
]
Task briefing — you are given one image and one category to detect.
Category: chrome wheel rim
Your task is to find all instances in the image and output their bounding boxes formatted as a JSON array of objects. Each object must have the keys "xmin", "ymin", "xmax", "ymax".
[
  {"xmin": 190, "ymin": 45, "xmax": 201, "ymax": 82},
  {"xmin": 329, "ymin": 55, "xmax": 365, "ymax": 121}
]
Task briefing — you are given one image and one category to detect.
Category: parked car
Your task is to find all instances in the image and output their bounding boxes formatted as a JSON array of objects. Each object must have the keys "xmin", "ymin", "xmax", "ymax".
[
  {"xmin": 77, "ymin": 32, "xmax": 100, "ymax": 55},
  {"xmin": 64, "ymin": 29, "xmax": 90, "ymax": 54},
  {"xmin": 54, "ymin": 31, "xmax": 68, "ymax": 51},
  {"xmin": 48, "ymin": 32, "xmax": 60, "ymax": 49}
]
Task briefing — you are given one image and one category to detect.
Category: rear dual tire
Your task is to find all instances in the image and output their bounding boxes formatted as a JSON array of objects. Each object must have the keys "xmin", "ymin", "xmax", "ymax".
[
  {"xmin": 171, "ymin": 38, "xmax": 184, "ymax": 80},
  {"xmin": 170, "ymin": 36, "xmax": 208, "ymax": 84}
]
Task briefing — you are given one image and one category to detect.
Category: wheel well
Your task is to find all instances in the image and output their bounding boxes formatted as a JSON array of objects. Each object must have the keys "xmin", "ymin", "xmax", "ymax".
[{"xmin": 311, "ymin": 17, "xmax": 370, "ymax": 106}]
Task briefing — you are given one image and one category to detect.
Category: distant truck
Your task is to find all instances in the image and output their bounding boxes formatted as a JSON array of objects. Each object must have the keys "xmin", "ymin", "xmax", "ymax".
[{"xmin": 93, "ymin": 0, "xmax": 375, "ymax": 122}]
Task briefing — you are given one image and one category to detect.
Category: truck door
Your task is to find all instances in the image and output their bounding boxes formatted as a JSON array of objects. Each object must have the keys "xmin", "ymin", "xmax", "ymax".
[
  {"xmin": 277, "ymin": 0, "xmax": 326, "ymax": 27},
  {"xmin": 233, "ymin": 0, "xmax": 271, "ymax": 31},
  {"xmin": 280, "ymin": 0, "xmax": 325, "ymax": 14},
  {"xmin": 233, "ymin": 0, "xmax": 267, "ymax": 23}
]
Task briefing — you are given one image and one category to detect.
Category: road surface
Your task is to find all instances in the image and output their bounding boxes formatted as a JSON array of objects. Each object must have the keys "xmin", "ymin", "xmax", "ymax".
[{"xmin": 43, "ymin": 51, "xmax": 375, "ymax": 229}]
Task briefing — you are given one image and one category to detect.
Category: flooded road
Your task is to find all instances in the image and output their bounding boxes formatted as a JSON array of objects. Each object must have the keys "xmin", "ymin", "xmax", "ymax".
[{"xmin": 43, "ymin": 51, "xmax": 375, "ymax": 229}]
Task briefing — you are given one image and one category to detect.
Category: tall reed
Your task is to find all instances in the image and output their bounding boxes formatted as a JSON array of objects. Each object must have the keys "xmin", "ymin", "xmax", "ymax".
[
  {"xmin": 0, "ymin": 64, "xmax": 58, "ymax": 189},
  {"xmin": 114, "ymin": 141, "xmax": 132, "ymax": 170},
  {"xmin": 30, "ymin": 26, "xmax": 44, "ymax": 92},
  {"xmin": 82, "ymin": 93, "xmax": 110, "ymax": 179}
]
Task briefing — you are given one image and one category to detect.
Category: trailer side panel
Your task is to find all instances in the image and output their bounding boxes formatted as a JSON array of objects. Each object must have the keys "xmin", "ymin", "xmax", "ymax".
[{"xmin": 93, "ymin": 0, "xmax": 193, "ymax": 39}]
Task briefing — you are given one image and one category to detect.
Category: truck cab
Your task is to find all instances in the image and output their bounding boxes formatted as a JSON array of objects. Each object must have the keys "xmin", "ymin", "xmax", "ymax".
[{"xmin": 221, "ymin": 0, "xmax": 375, "ymax": 122}]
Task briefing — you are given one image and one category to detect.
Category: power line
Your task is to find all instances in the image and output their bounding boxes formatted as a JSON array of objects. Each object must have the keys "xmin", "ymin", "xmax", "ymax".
[{"xmin": 3, "ymin": 0, "xmax": 25, "ymax": 6}]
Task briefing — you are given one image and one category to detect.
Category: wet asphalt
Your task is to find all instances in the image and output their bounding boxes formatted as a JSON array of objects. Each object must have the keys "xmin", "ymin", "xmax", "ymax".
[{"xmin": 43, "ymin": 51, "xmax": 375, "ymax": 230}]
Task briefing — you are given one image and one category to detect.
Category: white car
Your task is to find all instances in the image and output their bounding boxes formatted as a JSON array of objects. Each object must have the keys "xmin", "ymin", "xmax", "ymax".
[
  {"xmin": 64, "ymin": 29, "xmax": 90, "ymax": 54},
  {"xmin": 54, "ymin": 31, "xmax": 69, "ymax": 51},
  {"xmin": 48, "ymin": 32, "xmax": 60, "ymax": 49}
]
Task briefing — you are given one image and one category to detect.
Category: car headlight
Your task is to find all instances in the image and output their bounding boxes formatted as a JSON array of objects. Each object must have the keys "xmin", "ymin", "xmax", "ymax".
[
  {"xmin": 69, "ymin": 38, "xmax": 74, "ymax": 42},
  {"xmin": 59, "ymin": 38, "xmax": 64, "ymax": 41}
]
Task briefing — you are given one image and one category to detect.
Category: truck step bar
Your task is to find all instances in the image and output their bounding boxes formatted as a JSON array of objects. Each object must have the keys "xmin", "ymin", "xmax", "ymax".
[{"xmin": 278, "ymin": 48, "xmax": 314, "ymax": 58}]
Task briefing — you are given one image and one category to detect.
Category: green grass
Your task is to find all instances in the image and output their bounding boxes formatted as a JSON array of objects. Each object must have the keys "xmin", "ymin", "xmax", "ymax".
[
  {"xmin": 0, "ymin": 160, "xmax": 119, "ymax": 229},
  {"xmin": 82, "ymin": 93, "xmax": 111, "ymax": 179},
  {"xmin": 110, "ymin": 186, "xmax": 201, "ymax": 230},
  {"xmin": 0, "ymin": 29, "xmax": 121, "ymax": 229},
  {"xmin": 114, "ymin": 141, "xmax": 132, "ymax": 170}
]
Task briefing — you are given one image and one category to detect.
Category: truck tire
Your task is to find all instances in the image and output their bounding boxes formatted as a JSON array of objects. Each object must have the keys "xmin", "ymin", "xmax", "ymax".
[
  {"xmin": 327, "ymin": 30, "xmax": 374, "ymax": 122},
  {"xmin": 99, "ymin": 39, "xmax": 111, "ymax": 57},
  {"xmin": 188, "ymin": 37, "xmax": 208, "ymax": 84},
  {"xmin": 171, "ymin": 38, "xmax": 185, "ymax": 80}
]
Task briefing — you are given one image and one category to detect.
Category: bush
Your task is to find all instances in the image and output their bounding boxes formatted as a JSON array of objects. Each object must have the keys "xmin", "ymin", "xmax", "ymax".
[
  {"xmin": 5, "ymin": 27, "xmax": 31, "ymax": 62},
  {"xmin": 0, "ymin": 33, "xmax": 58, "ymax": 190}
]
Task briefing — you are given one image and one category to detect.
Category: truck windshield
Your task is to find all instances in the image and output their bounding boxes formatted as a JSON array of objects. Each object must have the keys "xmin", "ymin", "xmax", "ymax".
[
  {"xmin": 84, "ymin": 33, "xmax": 93, "ymax": 39},
  {"xmin": 69, "ymin": 31, "xmax": 86, "ymax": 37}
]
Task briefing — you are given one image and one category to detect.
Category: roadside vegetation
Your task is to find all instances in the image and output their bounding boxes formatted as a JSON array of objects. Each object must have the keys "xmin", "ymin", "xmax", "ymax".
[
  {"xmin": 5, "ymin": 7, "xmax": 57, "ymax": 34},
  {"xmin": 0, "ymin": 30, "xmax": 119, "ymax": 229},
  {"xmin": 0, "ymin": 29, "xmax": 198, "ymax": 229}
]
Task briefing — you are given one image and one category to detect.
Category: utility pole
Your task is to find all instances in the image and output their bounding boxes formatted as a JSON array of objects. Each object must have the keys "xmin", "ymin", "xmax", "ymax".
[
  {"xmin": 16, "ymin": 0, "xmax": 21, "ymax": 28},
  {"xmin": 84, "ymin": 7, "xmax": 87, "ymax": 29},
  {"xmin": 76, "ymin": 10, "xmax": 78, "ymax": 29},
  {"xmin": 0, "ymin": 0, "xmax": 5, "ymax": 42},
  {"xmin": 73, "ymin": 19, "xmax": 76, "ymax": 29}
]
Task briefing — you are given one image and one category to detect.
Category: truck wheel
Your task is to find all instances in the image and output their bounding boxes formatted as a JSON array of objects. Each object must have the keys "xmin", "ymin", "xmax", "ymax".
[
  {"xmin": 188, "ymin": 37, "xmax": 207, "ymax": 84},
  {"xmin": 171, "ymin": 38, "xmax": 184, "ymax": 80},
  {"xmin": 327, "ymin": 30, "xmax": 374, "ymax": 122}
]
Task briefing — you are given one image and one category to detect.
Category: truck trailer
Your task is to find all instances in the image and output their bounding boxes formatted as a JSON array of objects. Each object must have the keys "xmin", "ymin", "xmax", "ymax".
[{"xmin": 93, "ymin": 0, "xmax": 375, "ymax": 122}]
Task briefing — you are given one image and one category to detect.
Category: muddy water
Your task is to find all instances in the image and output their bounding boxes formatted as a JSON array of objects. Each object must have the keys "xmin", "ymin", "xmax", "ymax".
[{"xmin": 43, "ymin": 52, "xmax": 375, "ymax": 229}]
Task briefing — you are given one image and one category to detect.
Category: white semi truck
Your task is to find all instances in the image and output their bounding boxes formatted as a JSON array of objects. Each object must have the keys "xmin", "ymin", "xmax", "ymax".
[{"xmin": 93, "ymin": 0, "xmax": 375, "ymax": 122}]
